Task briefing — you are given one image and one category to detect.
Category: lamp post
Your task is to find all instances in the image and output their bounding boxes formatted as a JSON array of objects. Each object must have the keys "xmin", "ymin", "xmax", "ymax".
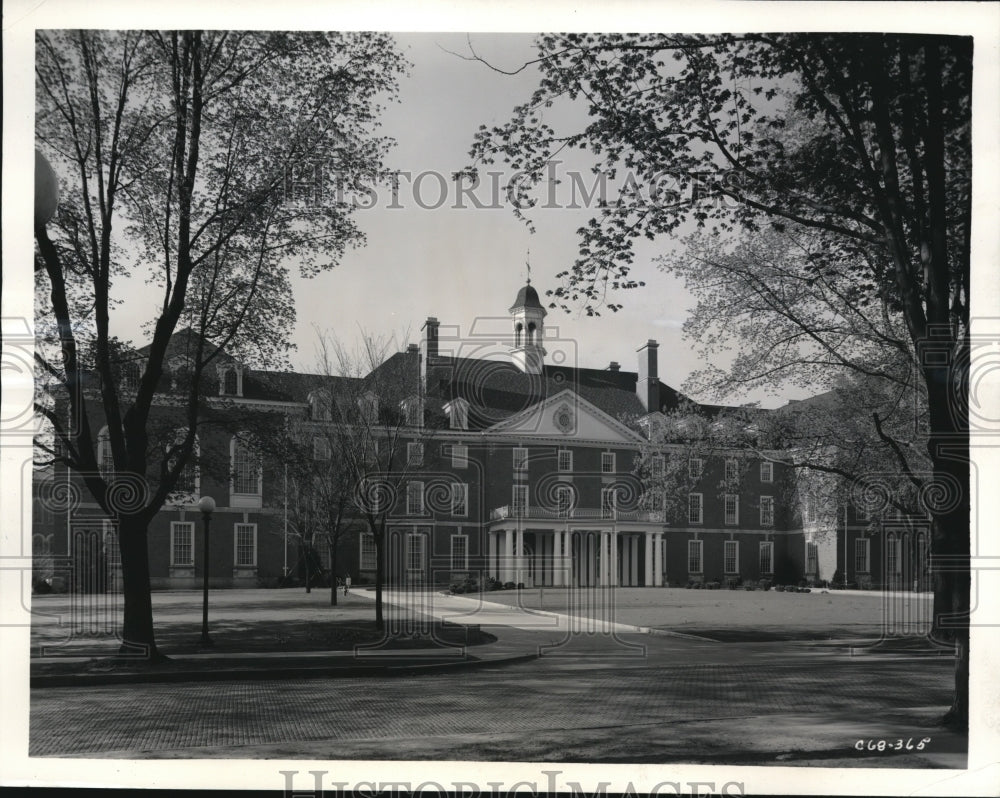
[{"xmin": 198, "ymin": 495, "xmax": 216, "ymax": 646}]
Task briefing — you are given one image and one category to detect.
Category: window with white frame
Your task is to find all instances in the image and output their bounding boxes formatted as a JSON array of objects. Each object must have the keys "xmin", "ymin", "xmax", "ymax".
[
  {"xmin": 760, "ymin": 461, "xmax": 773, "ymax": 483},
  {"xmin": 450, "ymin": 534, "xmax": 468, "ymax": 571},
  {"xmin": 725, "ymin": 458, "xmax": 739, "ymax": 484},
  {"xmin": 407, "ymin": 441, "xmax": 424, "ymax": 466},
  {"xmin": 556, "ymin": 484, "xmax": 574, "ymax": 518},
  {"xmin": 651, "ymin": 453, "xmax": 665, "ymax": 478},
  {"xmin": 512, "ymin": 484, "xmax": 528, "ymax": 517},
  {"xmin": 855, "ymin": 537, "xmax": 870, "ymax": 574},
  {"xmin": 724, "ymin": 494, "xmax": 739, "ymax": 525},
  {"xmin": 446, "ymin": 398, "xmax": 469, "ymax": 430},
  {"xmin": 232, "ymin": 436, "xmax": 261, "ymax": 495},
  {"xmin": 407, "ymin": 533, "xmax": 425, "ymax": 572},
  {"xmin": 451, "ymin": 444, "xmax": 468, "ymax": 469},
  {"xmin": 558, "ymin": 449, "xmax": 573, "ymax": 472},
  {"xmin": 887, "ymin": 536, "xmax": 900, "ymax": 574},
  {"xmin": 309, "ymin": 391, "xmax": 332, "ymax": 421},
  {"xmin": 401, "ymin": 397, "xmax": 422, "ymax": 427},
  {"xmin": 170, "ymin": 521, "xmax": 194, "ymax": 566},
  {"xmin": 360, "ymin": 532, "xmax": 377, "ymax": 571},
  {"xmin": 760, "ymin": 495, "xmax": 775, "ymax": 527},
  {"xmin": 234, "ymin": 523, "xmax": 257, "ymax": 567},
  {"xmin": 856, "ymin": 503, "xmax": 869, "ymax": 522},
  {"xmin": 687, "ymin": 539, "xmax": 704, "ymax": 573},
  {"xmin": 406, "ymin": 481, "xmax": 425, "ymax": 515},
  {"xmin": 688, "ymin": 493, "xmax": 703, "ymax": 525},
  {"xmin": 647, "ymin": 488, "xmax": 665, "ymax": 514},
  {"xmin": 98, "ymin": 427, "xmax": 115, "ymax": 478},
  {"xmin": 313, "ymin": 436, "xmax": 331, "ymax": 461},
  {"xmin": 601, "ymin": 487, "xmax": 616, "ymax": 519},
  {"xmin": 513, "ymin": 447, "xmax": 528, "ymax": 472},
  {"xmin": 601, "ymin": 452, "xmax": 616, "ymax": 474},
  {"xmin": 689, "ymin": 458, "xmax": 703, "ymax": 480},
  {"xmin": 724, "ymin": 540, "xmax": 739, "ymax": 574},
  {"xmin": 806, "ymin": 542, "xmax": 818, "ymax": 575},
  {"xmin": 804, "ymin": 495, "xmax": 816, "ymax": 523},
  {"xmin": 451, "ymin": 483, "xmax": 468, "ymax": 517},
  {"xmin": 759, "ymin": 541, "xmax": 774, "ymax": 574},
  {"xmin": 170, "ymin": 435, "xmax": 199, "ymax": 495}
]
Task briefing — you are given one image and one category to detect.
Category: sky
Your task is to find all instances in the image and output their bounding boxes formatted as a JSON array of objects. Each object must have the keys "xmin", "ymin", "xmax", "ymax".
[
  {"xmin": 87, "ymin": 31, "xmax": 806, "ymax": 409},
  {"xmin": 282, "ymin": 32, "xmax": 804, "ymax": 407}
]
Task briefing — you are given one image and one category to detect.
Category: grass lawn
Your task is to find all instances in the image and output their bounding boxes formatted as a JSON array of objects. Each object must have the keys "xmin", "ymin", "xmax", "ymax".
[{"xmin": 474, "ymin": 586, "xmax": 933, "ymax": 641}]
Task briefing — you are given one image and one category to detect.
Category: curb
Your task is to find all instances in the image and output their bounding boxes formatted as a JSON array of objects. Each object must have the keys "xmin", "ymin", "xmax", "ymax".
[{"xmin": 30, "ymin": 650, "xmax": 539, "ymax": 688}]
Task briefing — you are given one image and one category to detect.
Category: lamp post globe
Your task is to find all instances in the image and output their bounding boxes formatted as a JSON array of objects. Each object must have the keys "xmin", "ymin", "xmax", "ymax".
[{"xmin": 198, "ymin": 495, "xmax": 216, "ymax": 515}]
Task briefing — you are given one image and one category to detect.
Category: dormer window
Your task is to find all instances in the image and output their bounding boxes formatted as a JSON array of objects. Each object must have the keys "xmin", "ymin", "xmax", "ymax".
[
  {"xmin": 443, "ymin": 397, "xmax": 470, "ymax": 431},
  {"xmin": 218, "ymin": 363, "xmax": 244, "ymax": 397},
  {"xmin": 309, "ymin": 390, "xmax": 332, "ymax": 421},
  {"xmin": 400, "ymin": 396, "xmax": 423, "ymax": 428}
]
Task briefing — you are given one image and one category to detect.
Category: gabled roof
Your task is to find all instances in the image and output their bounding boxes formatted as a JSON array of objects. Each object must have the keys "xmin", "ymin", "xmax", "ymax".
[{"xmin": 484, "ymin": 387, "xmax": 647, "ymax": 443}]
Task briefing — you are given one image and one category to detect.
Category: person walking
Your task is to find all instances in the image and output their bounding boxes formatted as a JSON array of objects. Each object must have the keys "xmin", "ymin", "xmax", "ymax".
[{"xmin": 344, "ymin": 574, "xmax": 351, "ymax": 596}]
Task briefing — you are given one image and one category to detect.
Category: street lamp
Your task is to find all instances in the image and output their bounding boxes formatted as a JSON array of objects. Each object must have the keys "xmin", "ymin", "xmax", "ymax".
[{"xmin": 197, "ymin": 495, "xmax": 216, "ymax": 646}]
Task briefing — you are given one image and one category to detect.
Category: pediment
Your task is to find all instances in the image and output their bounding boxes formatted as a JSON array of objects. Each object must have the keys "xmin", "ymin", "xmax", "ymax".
[{"xmin": 485, "ymin": 389, "xmax": 643, "ymax": 443}]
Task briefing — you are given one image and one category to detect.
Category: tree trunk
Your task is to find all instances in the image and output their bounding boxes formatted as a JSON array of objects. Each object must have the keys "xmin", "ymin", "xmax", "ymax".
[
  {"xmin": 304, "ymin": 540, "xmax": 311, "ymax": 594},
  {"xmin": 116, "ymin": 514, "xmax": 164, "ymax": 661},
  {"xmin": 329, "ymin": 544, "xmax": 338, "ymax": 607},
  {"xmin": 373, "ymin": 526, "xmax": 384, "ymax": 631}
]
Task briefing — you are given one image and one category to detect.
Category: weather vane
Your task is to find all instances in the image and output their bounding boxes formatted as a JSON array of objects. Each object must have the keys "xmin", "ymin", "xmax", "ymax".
[{"xmin": 526, "ymin": 248, "xmax": 531, "ymax": 284}]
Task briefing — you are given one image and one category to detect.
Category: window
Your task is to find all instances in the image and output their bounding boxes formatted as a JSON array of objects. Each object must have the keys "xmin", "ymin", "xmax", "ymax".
[
  {"xmin": 445, "ymin": 398, "xmax": 469, "ymax": 430},
  {"xmin": 688, "ymin": 458, "xmax": 703, "ymax": 480},
  {"xmin": 760, "ymin": 495, "xmax": 774, "ymax": 527},
  {"xmin": 512, "ymin": 484, "xmax": 528, "ymax": 517},
  {"xmin": 360, "ymin": 532, "xmax": 377, "ymax": 571},
  {"xmin": 170, "ymin": 522, "xmax": 194, "ymax": 566},
  {"xmin": 651, "ymin": 454, "xmax": 665, "ymax": 478},
  {"xmin": 401, "ymin": 397, "xmax": 422, "ymax": 427},
  {"xmin": 887, "ymin": 536, "xmax": 900, "ymax": 574},
  {"xmin": 309, "ymin": 391, "xmax": 332, "ymax": 421},
  {"xmin": 556, "ymin": 484, "xmax": 574, "ymax": 518},
  {"xmin": 223, "ymin": 368, "xmax": 239, "ymax": 396},
  {"xmin": 856, "ymin": 503, "xmax": 869, "ymax": 522},
  {"xmin": 406, "ymin": 481, "xmax": 425, "ymax": 515},
  {"xmin": 451, "ymin": 444, "xmax": 468, "ymax": 469},
  {"xmin": 724, "ymin": 494, "xmax": 739, "ymax": 525},
  {"xmin": 725, "ymin": 458, "xmax": 738, "ymax": 484},
  {"xmin": 724, "ymin": 540, "xmax": 739, "ymax": 574},
  {"xmin": 451, "ymin": 483, "xmax": 468, "ymax": 517},
  {"xmin": 601, "ymin": 487, "xmax": 616, "ymax": 520},
  {"xmin": 601, "ymin": 452, "xmax": 616, "ymax": 474},
  {"xmin": 806, "ymin": 542, "xmax": 818, "ymax": 575},
  {"xmin": 687, "ymin": 540, "xmax": 703, "ymax": 573},
  {"xmin": 407, "ymin": 441, "xmax": 424, "ymax": 466},
  {"xmin": 558, "ymin": 449, "xmax": 573, "ymax": 473},
  {"xmin": 760, "ymin": 461, "xmax": 773, "ymax": 483},
  {"xmin": 313, "ymin": 436, "xmax": 331, "ymax": 461},
  {"xmin": 170, "ymin": 435, "xmax": 199, "ymax": 495},
  {"xmin": 98, "ymin": 428, "xmax": 115, "ymax": 478},
  {"xmin": 855, "ymin": 537, "xmax": 870, "ymax": 574},
  {"xmin": 513, "ymin": 447, "xmax": 528, "ymax": 472},
  {"xmin": 232, "ymin": 436, "xmax": 261, "ymax": 495},
  {"xmin": 688, "ymin": 493, "xmax": 703, "ymax": 525},
  {"xmin": 234, "ymin": 523, "xmax": 257, "ymax": 567},
  {"xmin": 407, "ymin": 533, "xmax": 425, "ymax": 572},
  {"xmin": 451, "ymin": 534, "xmax": 468, "ymax": 571},
  {"xmin": 759, "ymin": 541, "xmax": 774, "ymax": 574}
]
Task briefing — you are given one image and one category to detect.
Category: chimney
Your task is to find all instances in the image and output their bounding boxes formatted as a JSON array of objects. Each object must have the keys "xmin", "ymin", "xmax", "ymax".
[
  {"xmin": 421, "ymin": 316, "xmax": 439, "ymax": 360},
  {"xmin": 608, "ymin": 361, "xmax": 620, "ymax": 372},
  {"xmin": 637, "ymin": 339, "xmax": 660, "ymax": 412},
  {"xmin": 407, "ymin": 343, "xmax": 419, "ymax": 354}
]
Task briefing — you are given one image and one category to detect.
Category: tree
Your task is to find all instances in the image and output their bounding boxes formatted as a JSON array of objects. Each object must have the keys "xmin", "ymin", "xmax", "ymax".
[
  {"xmin": 468, "ymin": 33, "xmax": 971, "ymax": 727},
  {"xmin": 316, "ymin": 330, "xmax": 431, "ymax": 632},
  {"xmin": 34, "ymin": 30, "xmax": 406, "ymax": 659}
]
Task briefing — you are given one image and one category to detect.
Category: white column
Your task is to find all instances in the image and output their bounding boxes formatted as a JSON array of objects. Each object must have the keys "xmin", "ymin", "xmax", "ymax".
[
  {"xmin": 654, "ymin": 533, "xmax": 664, "ymax": 587},
  {"xmin": 630, "ymin": 536, "xmax": 639, "ymax": 586},
  {"xmin": 503, "ymin": 529, "xmax": 513, "ymax": 583},
  {"xmin": 644, "ymin": 532, "xmax": 654, "ymax": 587},
  {"xmin": 587, "ymin": 534, "xmax": 596, "ymax": 587},
  {"xmin": 488, "ymin": 532, "xmax": 496, "ymax": 579},
  {"xmin": 610, "ymin": 531, "xmax": 619, "ymax": 586}
]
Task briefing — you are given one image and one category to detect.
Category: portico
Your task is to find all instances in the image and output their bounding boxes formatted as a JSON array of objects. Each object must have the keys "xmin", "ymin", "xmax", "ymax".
[{"xmin": 486, "ymin": 517, "xmax": 665, "ymax": 588}]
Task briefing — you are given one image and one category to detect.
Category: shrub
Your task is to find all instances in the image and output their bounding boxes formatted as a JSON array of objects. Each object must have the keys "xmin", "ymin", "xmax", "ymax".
[
  {"xmin": 775, "ymin": 584, "xmax": 785, "ymax": 592},
  {"xmin": 744, "ymin": 581, "xmax": 756, "ymax": 591},
  {"xmin": 503, "ymin": 581, "xmax": 516, "ymax": 590}
]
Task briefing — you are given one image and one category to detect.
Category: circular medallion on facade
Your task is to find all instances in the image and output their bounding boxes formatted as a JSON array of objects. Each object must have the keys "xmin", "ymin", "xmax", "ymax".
[{"xmin": 553, "ymin": 404, "xmax": 575, "ymax": 434}]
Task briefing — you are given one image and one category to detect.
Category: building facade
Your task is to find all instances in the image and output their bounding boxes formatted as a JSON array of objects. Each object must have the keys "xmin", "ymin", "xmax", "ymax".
[{"xmin": 35, "ymin": 281, "xmax": 917, "ymax": 594}]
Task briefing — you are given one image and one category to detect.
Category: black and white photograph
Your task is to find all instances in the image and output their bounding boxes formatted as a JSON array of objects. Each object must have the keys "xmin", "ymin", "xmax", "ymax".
[{"xmin": 2, "ymin": 1, "xmax": 999, "ymax": 795}]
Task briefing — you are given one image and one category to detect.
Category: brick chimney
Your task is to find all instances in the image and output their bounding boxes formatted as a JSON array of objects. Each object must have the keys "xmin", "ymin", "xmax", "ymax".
[
  {"xmin": 608, "ymin": 361, "xmax": 620, "ymax": 372},
  {"xmin": 421, "ymin": 316, "xmax": 439, "ymax": 360},
  {"xmin": 637, "ymin": 340, "xmax": 660, "ymax": 412}
]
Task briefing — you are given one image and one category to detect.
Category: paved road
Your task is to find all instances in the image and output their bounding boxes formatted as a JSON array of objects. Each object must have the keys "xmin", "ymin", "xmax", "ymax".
[{"xmin": 30, "ymin": 631, "xmax": 960, "ymax": 765}]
